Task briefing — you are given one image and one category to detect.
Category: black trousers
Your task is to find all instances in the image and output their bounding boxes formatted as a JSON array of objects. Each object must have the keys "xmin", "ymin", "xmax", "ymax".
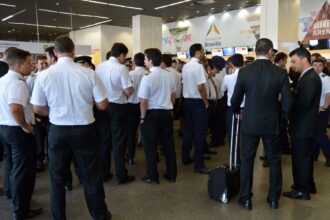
[
  {"xmin": 35, "ymin": 116, "xmax": 49, "ymax": 163},
  {"xmin": 182, "ymin": 99, "xmax": 208, "ymax": 169},
  {"xmin": 210, "ymin": 97, "xmax": 226, "ymax": 145},
  {"xmin": 291, "ymin": 137, "xmax": 314, "ymax": 193},
  {"xmin": 0, "ymin": 126, "xmax": 37, "ymax": 219},
  {"xmin": 48, "ymin": 123, "xmax": 108, "ymax": 220},
  {"xmin": 94, "ymin": 108, "xmax": 112, "ymax": 179},
  {"xmin": 105, "ymin": 103, "xmax": 128, "ymax": 179},
  {"xmin": 126, "ymin": 103, "xmax": 141, "ymax": 160},
  {"xmin": 141, "ymin": 110, "xmax": 177, "ymax": 180},
  {"xmin": 313, "ymin": 109, "xmax": 330, "ymax": 160},
  {"xmin": 239, "ymin": 133, "xmax": 282, "ymax": 201}
]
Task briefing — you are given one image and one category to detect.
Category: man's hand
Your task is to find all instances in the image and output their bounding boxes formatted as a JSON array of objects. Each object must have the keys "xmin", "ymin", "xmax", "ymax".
[{"xmin": 23, "ymin": 124, "xmax": 35, "ymax": 134}]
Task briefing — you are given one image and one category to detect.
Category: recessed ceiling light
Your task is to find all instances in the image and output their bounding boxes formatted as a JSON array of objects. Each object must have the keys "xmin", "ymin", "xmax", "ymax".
[
  {"xmin": 245, "ymin": 0, "xmax": 249, "ymax": 2},
  {"xmin": 196, "ymin": 10, "xmax": 200, "ymax": 13},
  {"xmin": 80, "ymin": 19, "xmax": 112, "ymax": 29},
  {"xmin": 39, "ymin": 9, "xmax": 109, "ymax": 19},
  {"xmin": 211, "ymin": 8, "xmax": 214, "ymax": 10},
  {"xmin": 7, "ymin": 30, "xmax": 11, "ymax": 33},
  {"xmin": 56, "ymin": 2, "xmax": 59, "ymax": 5},
  {"xmin": 227, "ymin": 4, "xmax": 231, "ymax": 7},
  {"xmin": 170, "ymin": 16, "xmax": 174, "ymax": 18},
  {"xmin": 81, "ymin": 0, "xmax": 143, "ymax": 10},
  {"xmin": 1, "ymin": 9, "xmax": 27, "ymax": 21},
  {"xmin": 0, "ymin": 3, "xmax": 16, "ymax": 7},
  {"xmin": 155, "ymin": 0, "xmax": 192, "ymax": 10}
]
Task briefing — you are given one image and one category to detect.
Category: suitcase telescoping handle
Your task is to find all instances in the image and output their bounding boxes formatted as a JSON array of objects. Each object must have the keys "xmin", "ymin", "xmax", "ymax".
[{"xmin": 229, "ymin": 114, "xmax": 240, "ymax": 171}]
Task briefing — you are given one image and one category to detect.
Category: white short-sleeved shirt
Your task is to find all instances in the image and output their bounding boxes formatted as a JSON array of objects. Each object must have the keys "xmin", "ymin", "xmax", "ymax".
[
  {"xmin": 128, "ymin": 66, "xmax": 148, "ymax": 104},
  {"xmin": 30, "ymin": 57, "xmax": 107, "ymax": 126},
  {"xmin": 182, "ymin": 57, "xmax": 209, "ymax": 99},
  {"xmin": 319, "ymin": 73, "xmax": 330, "ymax": 107},
  {"xmin": 138, "ymin": 67, "xmax": 176, "ymax": 110},
  {"xmin": 0, "ymin": 70, "xmax": 35, "ymax": 125},
  {"xmin": 26, "ymin": 71, "xmax": 40, "ymax": 94},
  {"xmin": 221, "ymin": 69, "xmax": 245, "ymax": 107},
  {"xmin": 167, "ymin": 67, "xmax": 182, "ymax": 99},
  {"xmin": 208, "ymin": 77, "xmax": 219, "ymax": 100},
  {"xmin": 95, "ymin": 57, "xmax": 132, "ymax": 104}
]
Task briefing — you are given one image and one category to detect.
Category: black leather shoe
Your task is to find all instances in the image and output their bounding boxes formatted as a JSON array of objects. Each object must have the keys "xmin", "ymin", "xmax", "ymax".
[
  {"xmin": 182, "ymin": 158, "xmax": 194, "ymax": 165},
  {"xmin": 204, "ymin": 149, "xmax": 217, "ymax": 155},
  {"xmin": 194, "ymin": 167, "xmax": 210, "ymax": 174},
  {"xmin": 267, "ymin": 198, "xmax": 278, "ymax": 209},
  {"xmin": 141, "ymin": 176, "xmax": 159, "ymax": 185},
  {"xmin": 36, "ymin": 162, "xmax": 45, "ymax": 173},
  {"xmin": 64, "ymin": 185, "xmax": 72, "ymax": 192},
  {"xmin": 310, "ymin": 184, "xmax": 317, "ymax": 194},
  {"xmin": 116, "ymin": 175, "xmax": 135, "ymax": 185},
  {"xmin": 283, "ymin": 190, "xmax": 310, "ymax": 200},
  {"xmin": 239, "ymin": 199, "xmax": 252, "ymax": 210},
  {"xmin": 24, "ymin": 208, "xmax": 43, "ymax": 219},
  {"xmin": 103, "ymin": 173, "xmax": 114, "ymax": 183},
  {"xmin": 163, "ymin": 174, "xmax": 176, "ymax": 183}
]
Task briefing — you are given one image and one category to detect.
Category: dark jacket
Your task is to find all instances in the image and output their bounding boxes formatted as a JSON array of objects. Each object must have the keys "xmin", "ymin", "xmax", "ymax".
[
  {"xmin": 289, "ymin": 68, "xmax": 322, "ymax": 138},
  {"xmin": 231, "ymin": 59, "xmax": 293, "ymax": 134}
]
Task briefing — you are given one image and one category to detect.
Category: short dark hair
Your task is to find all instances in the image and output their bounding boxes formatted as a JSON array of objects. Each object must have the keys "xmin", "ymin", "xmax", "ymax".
[
  {"xmin": 171, "ymin": 59, "xmax": 177, "ymax": 64},
  {"xmin": 228, "ymin": 54, "xmax": 244, "ymax": 67},
  {"xmin": 110, "ymin": 43, "xmax": 128, "ymax": 57},
  {"xmin": 5, "ymin": 48, "xmax": 31, "ymax": 67},
  {"xmin": 189, "ymin": 43, "xmax": 203, "ymax": 57},
  {"xmin": 312, "ymin": 58, "xmax": 325, "ymax": 66},
  {"xmin": 0, "ymin": 60, "xmax": 9, "ymax": 77},
  {"xmin": 311, "ymin": 53, "xmax": 321, "ymax": 58},
  {"xmin": 45, "ymin": 46, "xmax": 57, "ymax": 61},
  {"xmin": 162, "ymin": 54, "xmax": 172, "ymax": 67},
  {"xmin": 289, "ymin": 47, "xmax": 311, "ymax": 64},
  {"xmin": 255, "ymin": 38, "xmax": 273, "ymax": 56},
  {"xmin": 274, "ymin": 52, "xmax": 288, "ymax": 63},
  {"xmin": 106, "ymin": 51, "xmax": 111, "ymax": 60},
  {"xmin": 54, "ymin": 36, "xmax": 75, "ymax": 53},
  {"xmin": 144, "ymin": 48, "xmax": 162, "ymax": 66},
  {"xmin": 134, "ymin": 52, "xmax": 145, "ymax": 67},
  {"xmin": 36, "ymin": 55, "xmax": 47, "ymax": 62}
]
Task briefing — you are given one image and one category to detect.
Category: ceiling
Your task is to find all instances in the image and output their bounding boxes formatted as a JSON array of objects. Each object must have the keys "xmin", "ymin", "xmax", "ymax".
[{"xmin": 0, "ymin": 0, "xmax": 260, "ymax": 42}]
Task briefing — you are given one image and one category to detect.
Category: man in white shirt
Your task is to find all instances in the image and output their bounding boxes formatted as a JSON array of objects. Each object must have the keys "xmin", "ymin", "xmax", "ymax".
[
  {"xmin": 95, "ymin": 43, "xmax": 135, "ymax": 185},
  {"xmin": 312, "ymin": 59, "xmax": 330, "ymax": 166},
  {"xmin": 31, "ymin": 36, "xmax": 111, "ymax": 220},
  {"xmin": 221, "ymin": 54, "xmax": 244, "ymax": 165},
  {"xmin": 182, "ymin": 43, "xmax": 210, "ymax": 174},
  {"xmin": 161, "ymin": 54, "xmax": 182, "ymax": 119},
  {"xmin": 26, "ymin": 55, "xmax": 48, "ymax": 93},
  {"xmin": 126, "ymin": 53, "xmax": 148, "ymax": 165},
  {"xmin": 139, "ymin": 48, "xmax": 177, "ymax": 184},
  {"xmin": 0, "ymin": 48, "xmax": 43, "ymax": 219}
]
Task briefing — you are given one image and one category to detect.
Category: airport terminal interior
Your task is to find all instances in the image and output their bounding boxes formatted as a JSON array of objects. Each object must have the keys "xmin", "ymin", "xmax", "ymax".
[{"xmin": 0, "ymin": 0, "xmax": 330, "ymax": 219}]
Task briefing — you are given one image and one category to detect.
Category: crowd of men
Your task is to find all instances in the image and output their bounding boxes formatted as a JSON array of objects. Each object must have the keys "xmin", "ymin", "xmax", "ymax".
[{"xmin": 0, "ymin": 36, "xmax": 329, "ymax": 219}]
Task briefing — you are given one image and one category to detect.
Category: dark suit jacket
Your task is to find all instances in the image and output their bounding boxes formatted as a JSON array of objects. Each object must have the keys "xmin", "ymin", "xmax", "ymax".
[
  {"xmin": 231, "ymin": 59, "xmax": 293, "ymax": 134},
  {"xmin": 289, "ymin": 68, "xmax": 322, "ymax": 138}
]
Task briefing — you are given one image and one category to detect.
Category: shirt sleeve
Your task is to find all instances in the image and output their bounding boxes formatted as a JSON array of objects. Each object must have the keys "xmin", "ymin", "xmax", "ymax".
[
  {"xmin": 221, "ymin": 76, "xmax": 228, "ymax": 92},
  {"xmin": 171, "ymin": 74, "xmax": 177, "ymax": 94},
  {"xmin": 195, "ymin": 65, "xmax": 207, "ymax": 85},
  {"xmin": 30, "ymin": 77, "xmax": 47, "ymax": 106},
  {"xmin": 138, "ymin": 76, "xmax": 149, "ymax": 99},
  {"xmin": 121, "ymin": 66, "xmax": 132, "ymax": 89},
  {"xmin": 7, "ymin": 81, "xmax": 28, "ymax": 107},
  {"xmin": 92, "ymin": 72, "xmax": 108, "ymax": 103}
]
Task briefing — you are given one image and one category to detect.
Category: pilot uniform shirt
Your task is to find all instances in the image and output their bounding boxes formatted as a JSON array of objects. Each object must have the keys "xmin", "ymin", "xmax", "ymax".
[
  {"xmin": 128, "ymin": 66, "xmax": 148, "ymax": 104},
  {"xmin": 30, "ymin": 57, "xmax": 107, "ymax": 126},
  {"xmin": 319, "ymin": 72, "xmax": 330, "ymax": 107},
  {"xmin": 208, "ymin": 76, "xmax": 219, "ymax": 101},
  {"xmin": 138, "ymin": 66, "xmax": 176, "ymax": 110},
  {"xmin": 222, "ymin": 68, "xmax": 245, "ymax": 107},
  {"xmin": 95, "ymin": 57, "xmax": 132, "ymax": 104},
  {"xmin": 182, "ymin": 57, "xmax": 209, "ymax": 99},
  {"xmin": 0, "ymin": 70, "xmax": 35, "ymax": 126},
  {"xmin": 167, "ymin": 67, "xmax": 182, "ymax": 99}
]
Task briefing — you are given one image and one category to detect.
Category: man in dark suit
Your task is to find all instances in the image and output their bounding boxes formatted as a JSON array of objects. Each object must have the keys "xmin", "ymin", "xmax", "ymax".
[
  {"xmin": 231, "ymin": 38, "xmax": 293, "ymax": 210},
  {"xmin": 283, "ymin": 48, "xmax": 322, "ymax": 200}
]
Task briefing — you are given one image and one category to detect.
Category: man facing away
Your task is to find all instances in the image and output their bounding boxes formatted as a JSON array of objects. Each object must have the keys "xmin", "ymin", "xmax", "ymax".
[
  {"xmin": 31, "ymin": 36, "xmax": 111, "ymax": 219},
  {"xmin": 231, "ymin": 38, "xmax": 293, "ymax": 210}
]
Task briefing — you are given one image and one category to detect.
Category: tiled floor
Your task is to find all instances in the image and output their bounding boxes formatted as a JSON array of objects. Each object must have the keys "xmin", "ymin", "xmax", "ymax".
[{"xmin": 1, "ymin": 124, "xmax": 329, "ymax": 220}]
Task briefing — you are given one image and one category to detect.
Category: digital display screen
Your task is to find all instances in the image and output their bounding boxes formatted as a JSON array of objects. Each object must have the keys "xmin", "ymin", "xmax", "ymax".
[
  {"xmin": 235, "ymin": 46, "xmax": 249, "ymax": 55},
  {"xmin": 177, "ymin": 51, "xmax": 187, "ymax": 59},
  {"xmin": 211, "ymin": 48, "xmax": 224, "ymax": 56},
  {"xmin": 222, "ymin": 47, "xmax": 235, "ymax": 56}
]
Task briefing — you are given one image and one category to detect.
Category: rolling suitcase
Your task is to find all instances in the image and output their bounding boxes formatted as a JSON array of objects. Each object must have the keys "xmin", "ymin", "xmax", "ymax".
[{"xmin": 208, "ymin": 114, "xmax": 240, "ymax": 203}]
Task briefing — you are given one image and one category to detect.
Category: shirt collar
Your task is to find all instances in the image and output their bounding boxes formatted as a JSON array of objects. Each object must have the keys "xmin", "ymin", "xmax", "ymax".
[
  {"xmin": 150, "ymin": 66, "xmax": 161, "ymax": 72},
  {"xmin": 191, "ymin": 57, "xmax": 201, "ymax": 63},
  {"xmin": 7, "ymin": 70, "xmax": 24, "ymax": 81},
  {"xmin": 57, "ymin": 57, "xmax": 74, "ymax": 64},
  {"xmin": 109, "ymin": 57, "xmax": 120, "ymax": 63},
  {"xmin": 256, "ymin": 56, "xmax": 269, "ymax": 60},
  {"xmin": 300, "ymin": 67, "xmax": 313, "ymax": 78}
]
